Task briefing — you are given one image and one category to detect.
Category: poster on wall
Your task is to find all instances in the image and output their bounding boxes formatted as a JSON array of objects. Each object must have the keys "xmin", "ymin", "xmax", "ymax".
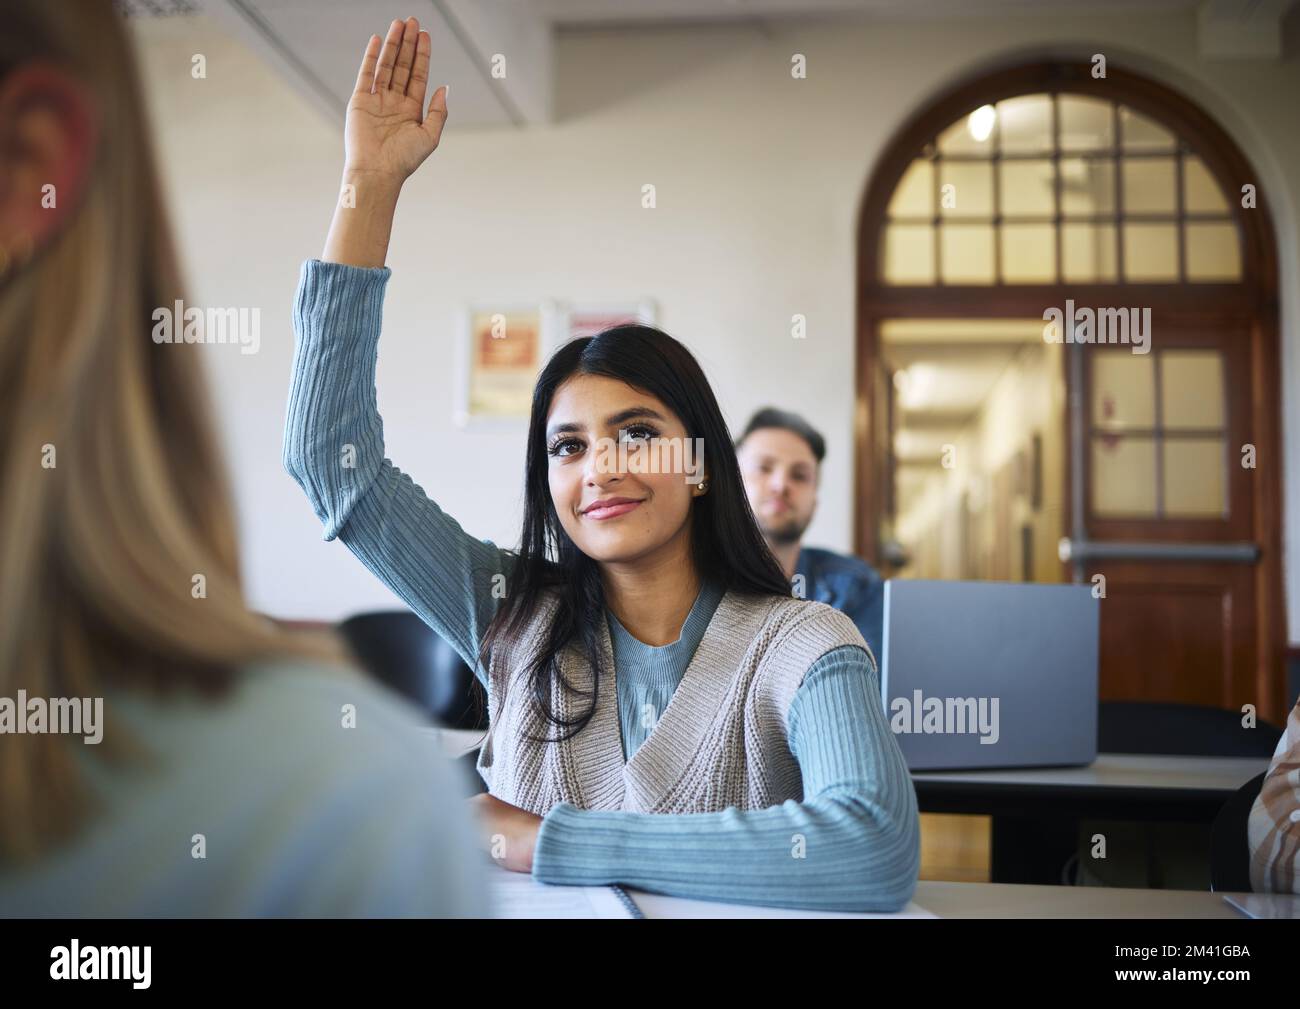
[
  {"xmin": 453, "ymin": 300, "xmax": 658, "ymax": 426},
  {"xmin": 454, "ymin": 304, "xmax": 560, "ymax": 427}
]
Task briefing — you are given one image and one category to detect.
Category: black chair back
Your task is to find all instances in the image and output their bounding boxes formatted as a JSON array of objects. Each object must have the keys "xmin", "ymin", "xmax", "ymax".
[
  {"xmin": 1210, "ymin": 771, "xmax": 1267, "ymax": 893},
  {"xmin": 1098, "ymin": 701, "xmax": 1281, "ymax": 757},
  {"xmin": 338, "ymin": 611, "xmax": 488, "ymax": 730}
]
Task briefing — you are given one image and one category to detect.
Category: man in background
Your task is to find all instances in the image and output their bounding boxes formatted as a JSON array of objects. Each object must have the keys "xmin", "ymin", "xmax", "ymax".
[{"xmin": 735, "ymin": 408, "xmax": 885, "ymax": 666}]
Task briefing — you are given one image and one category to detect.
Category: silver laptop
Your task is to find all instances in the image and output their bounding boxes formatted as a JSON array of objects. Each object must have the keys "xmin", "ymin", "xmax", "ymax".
[{"xmin": 880, "ymin": 580, "xmax": 1099, "ymax": 771}]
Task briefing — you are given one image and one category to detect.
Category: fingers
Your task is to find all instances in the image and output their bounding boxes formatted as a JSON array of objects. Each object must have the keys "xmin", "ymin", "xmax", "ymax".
[
  {"xmin": 374, "ymin": 18, "xmax": 403, "ymax": 91},
  {"xmin": 391, "ymin": 16, "xmax": 419, "ymax": 94},
  {"xmin": 406, "ymin": 28, "xmax": 431, "ymax": 104},
  {"xmin": 422, "ymin": 84, "xmax": 449, "ymax": 144},
  {"xmin": 353, "ymin": 33, "xmax": 381, "ymax": 95}
]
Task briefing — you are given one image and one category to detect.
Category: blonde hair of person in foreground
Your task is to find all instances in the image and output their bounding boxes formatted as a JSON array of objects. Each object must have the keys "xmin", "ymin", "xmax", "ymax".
[{"xmin": 0, "ymin": 0, "xmax": 345, "ymax": 865}]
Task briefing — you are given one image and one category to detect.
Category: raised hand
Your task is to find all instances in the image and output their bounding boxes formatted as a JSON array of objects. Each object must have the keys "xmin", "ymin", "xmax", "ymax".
[
  {"xmin": 344, "ymin": 17, "xmax": 448, "ymax": 183},
  {"xmin": 322, "ymin": 17, "xmax": 449, "ymax": 268}
]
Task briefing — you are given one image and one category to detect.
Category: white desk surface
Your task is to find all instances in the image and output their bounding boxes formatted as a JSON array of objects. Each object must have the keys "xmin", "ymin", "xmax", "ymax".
[
  {"xmin": 628, "ymin": 882, "xmax": 1267, "ymax": 919},
  {"xmin": 484, "ymin": 863, "xmax": 1268, "ymax": 919},
  {"xmin": 907, "ymin": 881, "xmax": 1250, "ymax": 919},
  {"xmin": 912, "ymin": 753, "xmax": 1269, "ymax": 793}
]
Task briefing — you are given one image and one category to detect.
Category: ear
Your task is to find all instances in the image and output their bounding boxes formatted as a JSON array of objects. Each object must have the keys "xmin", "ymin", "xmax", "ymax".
[{"xmin": 0, "ymin": 62, "xmax": 99, "ymax": 267}]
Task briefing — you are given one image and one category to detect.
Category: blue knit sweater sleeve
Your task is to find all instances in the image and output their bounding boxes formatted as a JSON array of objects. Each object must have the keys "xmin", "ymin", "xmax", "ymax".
[
  {"xmin": 531, "ymin": 644, "xmax": 921, "ymax": 912},
  {"xmin": 283, "ymin": 259, "xmax": 511, "ymax": 682}
]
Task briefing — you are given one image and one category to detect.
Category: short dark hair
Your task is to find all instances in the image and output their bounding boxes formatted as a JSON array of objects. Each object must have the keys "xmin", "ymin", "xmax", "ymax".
[{"xmin": 735, "ymin": 407, "xmax": 826, "ymax": 463}]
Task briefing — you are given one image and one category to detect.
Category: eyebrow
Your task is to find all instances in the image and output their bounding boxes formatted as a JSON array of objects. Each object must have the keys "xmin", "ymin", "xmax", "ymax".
[{"xmin": 546, "ymin": 407, "xmax": 667, "ymax": 439}]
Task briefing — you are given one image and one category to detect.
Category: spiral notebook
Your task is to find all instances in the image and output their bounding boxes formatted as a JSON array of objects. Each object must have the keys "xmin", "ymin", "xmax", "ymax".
[{"xmin": 486, "ymin": 863, "xmax": 643, "ymax": 919}]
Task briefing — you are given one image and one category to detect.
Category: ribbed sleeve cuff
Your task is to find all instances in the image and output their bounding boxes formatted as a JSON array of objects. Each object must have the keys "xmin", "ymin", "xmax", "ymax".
[
  {"xmin": 293, "ymin": 259, "xmax": 390, "ymax": 367},
  {"xmin": 299, "ymin": 256, "xmax": 392, "ymax": 294},
  {"xmin": 531, "ymin": 802, "xmax": 625, "ymax": 886}
]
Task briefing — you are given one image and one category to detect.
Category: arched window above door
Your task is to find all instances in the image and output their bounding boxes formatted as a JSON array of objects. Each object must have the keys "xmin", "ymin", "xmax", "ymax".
[{"xmin": 880, "ymin": 92, "xmax": 1243, "ymax": 286}]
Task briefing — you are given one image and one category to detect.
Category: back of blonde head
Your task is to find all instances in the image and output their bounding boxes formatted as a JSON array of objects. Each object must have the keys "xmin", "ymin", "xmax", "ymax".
[{"xmin": 0, "ymin": 0, "xmax": 344, "ymax": 861}]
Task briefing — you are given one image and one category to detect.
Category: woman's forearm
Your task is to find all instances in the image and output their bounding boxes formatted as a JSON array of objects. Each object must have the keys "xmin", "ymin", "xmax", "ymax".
[{"xmin": 322, "ymin": 169, "xmax": 403, "ymax": 269}]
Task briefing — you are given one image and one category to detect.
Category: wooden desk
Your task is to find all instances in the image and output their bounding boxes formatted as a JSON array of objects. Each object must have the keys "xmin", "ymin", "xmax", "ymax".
[{"xmin": 913, "ymin": 754, "xmax": 1269, "ymax": 884}]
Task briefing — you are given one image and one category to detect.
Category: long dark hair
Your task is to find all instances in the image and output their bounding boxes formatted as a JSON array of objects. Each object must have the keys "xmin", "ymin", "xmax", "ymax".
[{"xmin": 477, "ymin": 325, "xmax": 790, "ymax": 740}]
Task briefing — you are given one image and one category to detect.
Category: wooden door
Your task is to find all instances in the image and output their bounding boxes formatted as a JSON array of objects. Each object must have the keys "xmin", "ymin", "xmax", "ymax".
[{"xmin": 1065, "ymin": 322, "xmax": 1263, "ymax": 713}]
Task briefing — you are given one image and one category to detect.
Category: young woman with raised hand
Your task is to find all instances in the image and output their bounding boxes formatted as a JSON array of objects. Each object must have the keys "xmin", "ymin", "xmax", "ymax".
[{"xmin": 284, "ymin": 15, "xmax": 920, "ymax": 911}]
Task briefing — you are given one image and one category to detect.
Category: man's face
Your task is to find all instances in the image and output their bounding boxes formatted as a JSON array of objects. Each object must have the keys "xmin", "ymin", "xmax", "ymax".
[{"xmin": 736, "ymin": 427, "xmax": 819, "ymax": 545}]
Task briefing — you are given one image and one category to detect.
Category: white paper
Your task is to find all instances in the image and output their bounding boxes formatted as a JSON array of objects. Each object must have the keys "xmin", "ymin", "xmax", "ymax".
[{"xmin": 486, "ymin": 865, "xmax": 637, "ymax": 919}]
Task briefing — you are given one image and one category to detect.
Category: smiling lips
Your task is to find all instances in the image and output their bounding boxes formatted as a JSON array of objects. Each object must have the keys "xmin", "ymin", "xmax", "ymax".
[{"xmin": 582, "ymin": 497, "xmax": 644, "ymax": 520}]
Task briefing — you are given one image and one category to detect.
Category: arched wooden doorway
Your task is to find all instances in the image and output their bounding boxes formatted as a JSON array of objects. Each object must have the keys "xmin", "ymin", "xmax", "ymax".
[{"xmin": 855, "ymin": 61, "xmax": 1285, "ymax": 723}]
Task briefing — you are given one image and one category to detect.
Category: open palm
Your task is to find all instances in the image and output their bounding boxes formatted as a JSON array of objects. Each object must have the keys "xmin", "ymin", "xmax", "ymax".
[{"xmin": 345, "ymin": 17, "xmax": 448, "ymax": 181}]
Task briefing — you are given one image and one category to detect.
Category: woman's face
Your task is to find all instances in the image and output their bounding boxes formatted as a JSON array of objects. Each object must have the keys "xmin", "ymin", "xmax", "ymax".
[{"xmin": 545, "ymin": 373, "xmax": 706, "ymax": 566}]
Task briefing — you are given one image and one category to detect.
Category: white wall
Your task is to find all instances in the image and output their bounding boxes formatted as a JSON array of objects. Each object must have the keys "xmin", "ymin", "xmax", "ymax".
[{"xmin": 131, "ymin": 9, "xmax": 1300, "ymax": 638}]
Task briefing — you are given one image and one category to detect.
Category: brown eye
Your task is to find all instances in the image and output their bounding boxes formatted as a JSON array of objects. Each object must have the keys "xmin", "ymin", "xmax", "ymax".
[
  {"xmin": 548, "ymin": 437, "xmax": 582, "ymax": 458},
  {"xmin": 618, "ymin": 424, "xmax": 657, "ymax": 443}
]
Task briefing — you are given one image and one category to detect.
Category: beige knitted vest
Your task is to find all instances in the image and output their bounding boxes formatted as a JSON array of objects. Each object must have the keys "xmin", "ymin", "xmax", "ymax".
[{"xmin": 475, "ymin": 588, "xmax": 869, "ymax": 815}]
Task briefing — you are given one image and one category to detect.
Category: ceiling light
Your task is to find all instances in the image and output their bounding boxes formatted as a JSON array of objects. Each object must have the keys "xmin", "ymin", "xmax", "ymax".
[{"xmin": 967, "ymin": 104, "xmax": 996, "ymax": 143}]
